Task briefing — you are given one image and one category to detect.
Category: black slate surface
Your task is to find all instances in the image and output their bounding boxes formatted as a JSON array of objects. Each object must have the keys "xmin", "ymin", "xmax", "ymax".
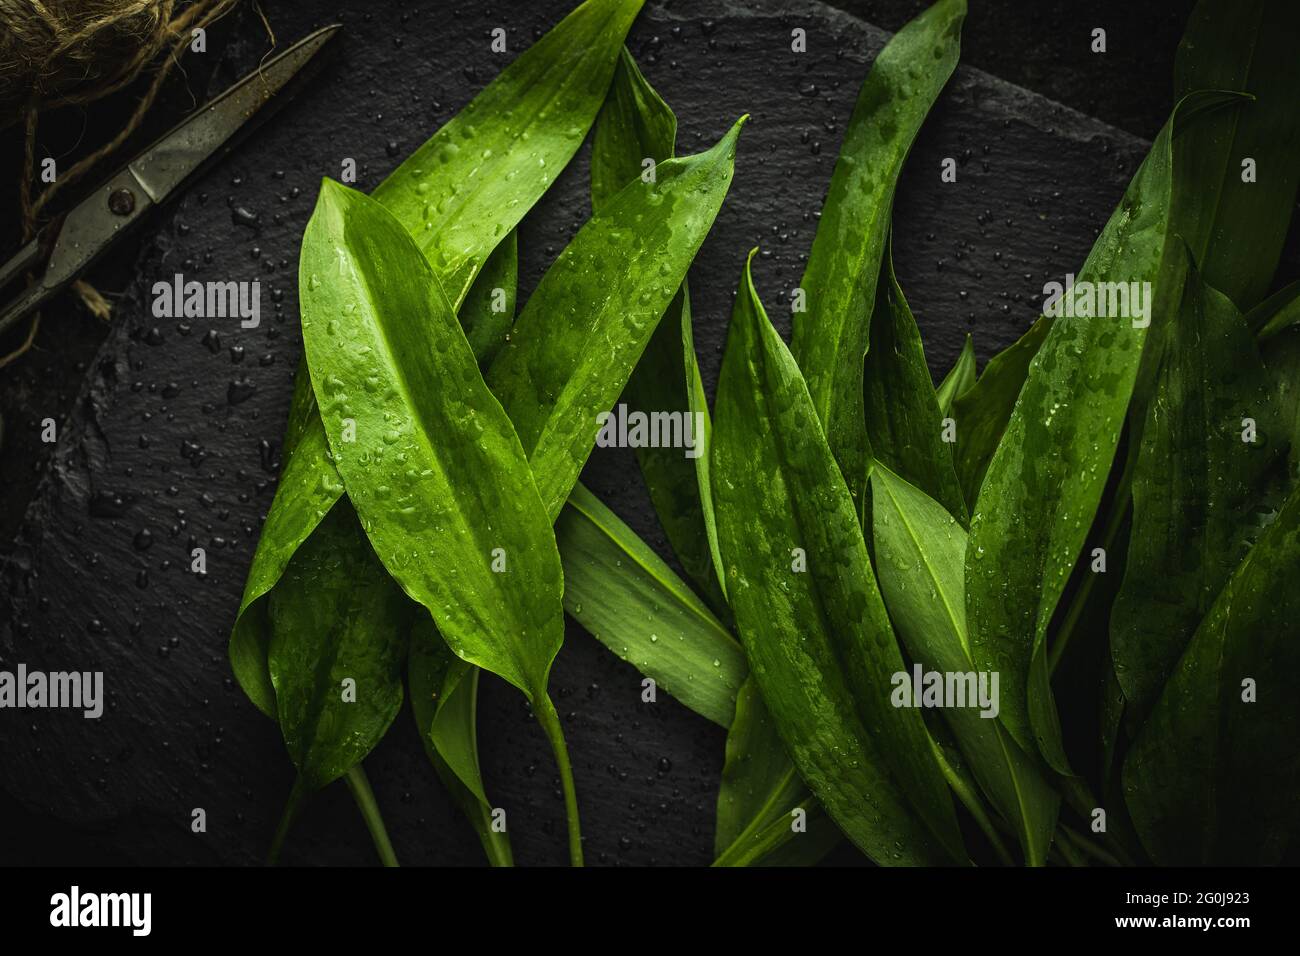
[{"xmin": 0, "ymin": 0, "xmax": 1218, "ymax": 865}]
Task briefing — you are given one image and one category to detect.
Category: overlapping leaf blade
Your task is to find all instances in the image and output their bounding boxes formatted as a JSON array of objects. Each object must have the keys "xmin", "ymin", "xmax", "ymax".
[
  {"xmin": 870, "ymin": 463, "xmax": 1058, "ymax": 865},
  {"xmin": 488, "ymin": 118, "xmax": 744, "ymax": 519},
  {"xmin": 712, "ymin": 251, "xmax": 963, "ymax": 865},
  {"xmin": 590, "ymin": 49, "xmax": 725, "ymax": 610},
  {"xmin": 1173, "ymin": 0, "xmax": 1300, "ymax": 312},
  {"xmin": 1111, "ymin": 255, "xmax": 1284, "ymax": 725},
  {"xmin": 408, "ymin": 619, "xmax": 513, "ymax": 867},
  {"xmin": 372, "ymin": 0, "xmax": 646, "ymax": 306},
  {"xmin": 965, "ymin": 99, "xmax": 1206, "ymax": 772},
  {"xmin": 1123, "ymin": 480, "xmax": 1300, "ymax": 863},
  {"xmin": 267, "ymin": 500, "xmax": 410, "ymax": 792},
  {"xmin": 936, "ymin": 334, "xmax": 976, "ymax": 418},
  {"xmin": 557, "ymin": 484, "xmax": 744, "ymax": 728},
  {"xmin": 300, "ymin": 180, "xmax": 564, "ymax": 703},
  {"xmin": 791, "ymin": 0, "xmax": 965, "ymax": 509},
  {"xmin": 863, "ymin": 249, "xmax": 967, "ymax": 524},
  {"xmin": 949, "ymin": 318, "xmax": 1048, "ymax": 511},
  {"xmin": 231, "ymin": 0, "xmax": 644, "ymax": 715}
]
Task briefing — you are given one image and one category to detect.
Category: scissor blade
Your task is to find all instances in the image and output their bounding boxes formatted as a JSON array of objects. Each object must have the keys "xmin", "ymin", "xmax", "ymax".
[{"xmin": 129, "ymin": 24, "xmax": 340, "ymax": 202}]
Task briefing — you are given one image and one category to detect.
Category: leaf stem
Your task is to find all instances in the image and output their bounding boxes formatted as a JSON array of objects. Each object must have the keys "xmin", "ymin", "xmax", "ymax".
[
  {"xmin": 266, "ymin": 774, "xmax": 308, "ymax": 866},
  {"xmin": 535, "ymin": 692, "xmax": 584, "ymax": 866},
  {"xmin": 930, "ymin": 738, "xmax": 1015, "ymax": 866},
  {"xmin": 345, "ymin": 764, "xmax": 400, "ymax": 867}
]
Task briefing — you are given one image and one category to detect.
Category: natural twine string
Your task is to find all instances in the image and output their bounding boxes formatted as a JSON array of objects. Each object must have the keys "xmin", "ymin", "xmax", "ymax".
[{"xmin": 0, "ymin": 0, "xmax": 248, "ymax": 368}]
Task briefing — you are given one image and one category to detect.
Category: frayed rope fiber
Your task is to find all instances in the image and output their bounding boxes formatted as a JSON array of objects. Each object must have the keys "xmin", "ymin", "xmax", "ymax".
[{"xmin": 0, "ymin": 0, "xmax": 247, "ymax": 367}]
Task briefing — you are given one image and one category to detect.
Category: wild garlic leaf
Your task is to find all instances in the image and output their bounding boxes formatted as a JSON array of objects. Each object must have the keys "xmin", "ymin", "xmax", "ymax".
[
  {"xmin": 863, "ymin": 246, "xmax": 967, "ymax": 525},
  {"xmin": 230, "ymin": 0, "xmax": 642, "ymax": 717},
  {"xmin": 935, "ymin": 333, "xmax": 976, "ymax": 418},
  {"xmin": 590, "ymin": 50, "xmax": 726, "ymax": 611},
  {"xmin": 300, "ymin": 180, "xmax": 564, "ymax": 705},
  {"xmin": 488, "ymin": 118, "xmax": 743, "ymax": 519},
  {"xmin": 267, "ymin": 501, "xmax": 410, "ymax": 792},
  {"xmin": 1172, "ymin": 0, "xmax": 1300, "ymax": 311},
  {"xmin": 408, "ymin": 618, "xmax": 512, "ymax": 867},
  {"xmin": 231, "ymin": 364, "xmax": 341, "ymax": 717},
  {"xmin": 372, "ymin": 0, "xmax": 646, "ymax": 306},
  {"xmin": 557, "ymin": 484, "xmax": 744, "ymax": 728},
  {"xmin": 949, "ymin": 318, "xmax": 1048, "ymax": 512},
  {"xmin": 1124, "ymin": 479, "xmax": 1300, "ymax": 864},
  {"xmin": 964, "ymin": 94, "xmax": 1233, "ymax": 772},
  {"xmin": 712, "ymin": 251, "xmax": 963, "ymax": 865},
  {"xmin": 1249, "ymin": 279, "xmax": 1300, "ymax": 341},
  {"xmin": 302, "ymin": 182, "xmax": 586, "ymax": 865},
  {"xmin": 458, "ymin": 231, "xmax": 517, "ymax": 367},
  {"xmin": 1111, "ymin": 254, "xmax": 1285, "ymax": 727},
  {"xmin": 870, "ymin": 463, "xmax": 1058, "ymax": 865},
  {"xmin": 713, "ymin": 677, "xmax": 838, "ymax": 866},
  {"xmin": 791, "ymin": 0, "xmax": 965, "ymax": 510}
]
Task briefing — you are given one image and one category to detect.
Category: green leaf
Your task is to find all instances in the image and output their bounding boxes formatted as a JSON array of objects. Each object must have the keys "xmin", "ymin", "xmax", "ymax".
[
  {"xmin": 591, "ymin": 50, "xmax": 725, "ymax": 609},
  {"xmin": 488, "ymin": 118, "xmax": 744, "ymax": 520},
  {"xmin": 964, "ymin": 98, "xmax": 1206, "ymax": 773},
  {"xmin": 371, "ymin": 0, "xmax": 646, "ymax": 306},
  {"xmin": 590, "ymin": 47, "xmax": 676, "ymax": 208},
  {"xmin": 231, "ymin": 0, "xmax": 643, "ymax": 716},
  {"xmin": 791, "ymin": 0, "xmax": 965, "ymax": 509},
  {"xmin": 1173, "ymin": 0, "xmax": 1300, "ymax": 311},
  {"xmin": 1111, "ymin": 254, "xmax": 1284, "ymax": 726},
  {"xmin": 950, "ymin": 317, "xmax": 1049, "ymax": 510},
  {"xmin": 713, "ymin": 677, "xmax": 803, "ymax": 854},
  {"xmin": 408, "ymin": 618, "xmax": 513, "ymax": 867},
  {"xmin": 712, "ymin": 677, "xmax": 838, "ymax": 866},
  {"xmin": 231, "ymin": 364, "xmax": 342, "ymax": 717},
  {"xmin": 556, "ymin": 483, "xmax": 744, "ymax": 728},
  {"xmin": 935, "ymin": 334, "xmax": 976, "ymax": 417},
  {"xmin": 300, "ymin": 179, "xmax": 564, "ymax": 706},
  {"xmin": 458, "ymin": 230, "xmax": 517, "ymax": 367},
  {"xmin": 301, "ymin": 181, "xmax": 585, "ymax": 864},
  {"xmin": 869, "ymin": 463, "xmax": 1058, "ymax": 865},
  {"xmin": 1249, "ymin": 278, "xmax": 1300, "ymax": 341},
  {"xmin": 863, "ymin": 247, "xmax": 967, "ymax": 524},
  {"xmin": 1123, "ymin": 479, "xmax": 1300, "ymax": 864},
  {"xmin": 712, "ymin": 250, "xmax": 963, "ymax": 865},
  {"xmin": 266, "ymin": 500, "xmax": 410, "ymax": 792},
  {"xmin": 714, "ymin": 798, "xmax": 843, "ymax": 867}
]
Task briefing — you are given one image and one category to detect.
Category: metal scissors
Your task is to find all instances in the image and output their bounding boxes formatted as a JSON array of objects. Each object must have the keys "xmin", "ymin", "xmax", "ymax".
[{"xmin": 0, "ymin": 24, "xmax": 340, "ymax": 340}]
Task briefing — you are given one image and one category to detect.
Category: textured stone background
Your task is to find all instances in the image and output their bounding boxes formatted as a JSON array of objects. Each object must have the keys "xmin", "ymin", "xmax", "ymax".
[{"xmin": 0, "ymin": 0, "xmax": 1292, "ymax": 865}]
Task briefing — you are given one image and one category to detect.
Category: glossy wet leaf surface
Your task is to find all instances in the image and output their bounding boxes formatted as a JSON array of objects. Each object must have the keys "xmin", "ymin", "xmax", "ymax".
[
  {"xmin": 556, "ymin": 483, "xmax": 744, "ymax": 728},
  {"xmin": 964, "ymin": 105, "xmax": 1188, "ymax": 771},
  {"xmin": 372, "ymin": 0, "xmax": 646, "ymax": 306},
  {"xmin": 870, "ymin": 463, "xmax": 1058, "ymax": 865},
  {"xmin": 487, "ymin": 119, "xmax": 743, "ymax": 519},
  {"xmin": 712, "ymin": 252, "xmax": 962, "ymax": 865},
  {"xmin": 300, "ymin": 181, "xmax": 564, "ymax": 704},
  {"xmin": 267, "ymin": 500, "xmax": 410, "ymax": 792},
  {"xmin": 591, "ymin": 49, "xmax": 724, "ymax": 611},
  {"xmin": 863, "ymin": 250, "xmax": 967, "ymax": 524},
  {"xmin": 1111, "ymin": 257, "xmax": 1284, "ymax": 726},
  {"xmin": 230, "ymin": 0, "xmax": 642, "ymax": 717},
  {"xmin": 791, "ymin": 0, "xmax": 965, "ymax": 508}
]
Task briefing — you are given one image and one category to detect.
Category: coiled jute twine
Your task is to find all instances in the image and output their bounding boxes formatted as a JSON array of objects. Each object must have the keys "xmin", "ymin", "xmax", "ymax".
[{"xmin": 0, "ymin": 0, "xmax": 250, "ymax": 367}]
